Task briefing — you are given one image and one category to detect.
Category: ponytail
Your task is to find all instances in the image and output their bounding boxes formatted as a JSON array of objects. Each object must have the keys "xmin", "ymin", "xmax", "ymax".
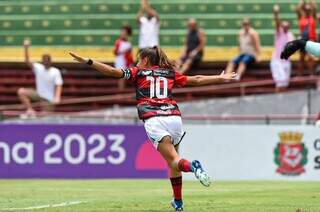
[{"xmin": 138, "ymin": 46, "xmax": 176, "ymax": 69}]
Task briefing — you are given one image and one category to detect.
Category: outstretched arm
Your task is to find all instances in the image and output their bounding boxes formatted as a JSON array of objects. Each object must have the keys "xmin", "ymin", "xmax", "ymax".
[
  {"xmin": 69, "ymin": 52, "xmax": 123, "ymax": 78},
  {"xmin": 136, "ymin": 1, "xmax": 144, "ymax": 24},
  {"xmin": 186, "ymin": 71, "xmax": 237, "ymax": 86},
  {"xmin": 23, "ymin": 39, "xmax": 33, "ymax": 69},
  {"xmin": 273, "ymin": 4, "xmax": 281, "ymax": 32},
  {"xmin": 296, "ymin": 0, "xmax": 306, "ymax": 18},
  {"xmin": 143, "ymin": 0, "xmax": 160, "ymax": 21},
  {"xmin": 310, "ymin": 0, "xmax": 317, "ymax": 18}
]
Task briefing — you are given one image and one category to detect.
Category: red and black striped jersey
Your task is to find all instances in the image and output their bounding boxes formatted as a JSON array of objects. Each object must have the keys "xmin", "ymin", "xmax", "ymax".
[{"xmin": 122, "ymin": 66, "xmax": 188, "ymax": 120}]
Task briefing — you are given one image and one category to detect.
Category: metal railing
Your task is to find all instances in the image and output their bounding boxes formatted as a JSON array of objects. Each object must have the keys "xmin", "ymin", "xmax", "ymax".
[{"xmin": 0, "ymin": 75, "xmax": 319, "ymax": 122}]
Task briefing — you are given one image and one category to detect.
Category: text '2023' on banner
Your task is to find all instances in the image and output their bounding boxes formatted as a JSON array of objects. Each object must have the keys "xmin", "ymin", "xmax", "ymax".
[{"xmin": 0, "ymin": 124, "xmax": 168, "ymax": 178}]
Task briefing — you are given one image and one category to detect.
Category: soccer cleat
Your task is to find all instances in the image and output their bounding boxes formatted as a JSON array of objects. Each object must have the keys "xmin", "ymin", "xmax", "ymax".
[
  {"xmin": 171, "ymin": 199, "xmax": 183, "ymax": 211},
  {"xmin": 280, "ymin": 39, "xmax": 307, "ymax": 60},
  {"xmin": 191, "ymin": 160, "xmax": 211, "ymax": 187}
]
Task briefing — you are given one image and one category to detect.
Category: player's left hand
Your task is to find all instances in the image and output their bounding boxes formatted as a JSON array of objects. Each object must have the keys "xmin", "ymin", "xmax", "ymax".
[{"xmin": 69, "ymin": 52, "xmax": 88, "ymax": 64}]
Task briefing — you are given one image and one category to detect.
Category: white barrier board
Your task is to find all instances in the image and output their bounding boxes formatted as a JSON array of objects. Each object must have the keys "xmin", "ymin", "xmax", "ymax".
[{"xmin": 180, "ymin": 125, "xmax": 320, "ymax": 180}]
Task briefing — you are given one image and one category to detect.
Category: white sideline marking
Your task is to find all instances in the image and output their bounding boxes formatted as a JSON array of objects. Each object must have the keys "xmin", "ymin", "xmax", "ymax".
[{"xmin": 0, "ymin": 201, "xmax": 85, "ymax": 211}]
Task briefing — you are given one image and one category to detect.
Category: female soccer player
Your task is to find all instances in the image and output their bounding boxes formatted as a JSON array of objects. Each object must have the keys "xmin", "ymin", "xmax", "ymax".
[{"xmin": 69, "ymin": 46, "xmax": 236, "ymax": 211}]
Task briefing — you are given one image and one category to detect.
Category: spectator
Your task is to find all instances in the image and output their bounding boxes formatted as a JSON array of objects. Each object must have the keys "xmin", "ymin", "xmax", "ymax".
[
  {"xmin": 270, "ymin": 4, "xmax": 295, "ymax": 92},
  {"xmin": 296, "ymin": 0, "xmax": 317, "ymax": 75},
  {"xmin": 137, "ymin": 0, "xmax": 160, "ymax": 49},
  {"xmin": 176, "ymin": 18, "xmax": 206, "ymax": 74},
  {"xmin": 113, "ymin": 26, "xmax": 133, "ymax": 90},
  {"xmin": 225, "ymin": 18, "xmax": 261, "ymax": 81},
  {"xmin": 17, "ymin": 39, "xmax": 63, "ymax": 117}
]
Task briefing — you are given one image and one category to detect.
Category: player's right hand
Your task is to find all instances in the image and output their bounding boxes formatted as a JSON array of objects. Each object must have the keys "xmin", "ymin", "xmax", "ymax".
[
  {"xmin": 69, "ymin": 52, "xmax": 88, "ymax": 64},
  {"xmin": 280, "ymin": 39, "xmax": 307, "ymax": 60}
]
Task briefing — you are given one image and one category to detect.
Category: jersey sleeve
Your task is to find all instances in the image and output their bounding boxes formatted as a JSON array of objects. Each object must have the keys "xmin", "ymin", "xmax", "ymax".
[
  {"xmin": 174, "ymin": 70, "xmax": 188, "ymax": 87},
  {"xmin": 121, "ymin": 67, "xmax": 138, "ymax": 83}
]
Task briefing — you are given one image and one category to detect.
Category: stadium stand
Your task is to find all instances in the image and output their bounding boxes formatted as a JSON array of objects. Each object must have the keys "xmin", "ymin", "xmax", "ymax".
[
  {"xmin": 0, "ymin": 0, "xmax": 302, "ymax": 61},
  {"xmin": 0, "ymin": 0, "xmax": 319, "ymax": 114}
]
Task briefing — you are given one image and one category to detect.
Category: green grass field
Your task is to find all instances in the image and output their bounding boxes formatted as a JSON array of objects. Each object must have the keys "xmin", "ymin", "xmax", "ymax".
[{"xmin": 0, "ymin": 180, "xmax": 319, "ymax": 212}]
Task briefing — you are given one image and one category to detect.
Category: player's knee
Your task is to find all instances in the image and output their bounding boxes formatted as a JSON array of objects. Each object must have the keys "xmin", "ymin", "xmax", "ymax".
[
  {"xmin": 167, "ymin": 160, "xmax": 179, "ymax": 171},
  {"xmin": 167, "ymin": 155, "xmax": 180, "ymax": 169},
  {"xmin": 165, "ymin": 155, "xmax": 179, "ymax": 169},
  {"xmin": 166, "ymin": 155, "xmax": 177, "ymax": 167}
]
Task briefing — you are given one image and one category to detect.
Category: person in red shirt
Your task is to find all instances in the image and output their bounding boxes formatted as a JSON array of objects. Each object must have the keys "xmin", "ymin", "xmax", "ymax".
[
  {"xmin": 296, "ymin": 0, "xmax": 318, "ymax": 75},
  {"xmin": 113, "ymin": 26, "xmax": 133, "ymax": 90},
  {"xmin": 69, "ymin": 46, "xmax": 236, "ymax": 211}
]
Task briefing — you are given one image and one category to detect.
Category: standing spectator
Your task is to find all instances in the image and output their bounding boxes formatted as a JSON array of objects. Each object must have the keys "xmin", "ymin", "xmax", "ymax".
[
  {"xmin": 176, "ymin": 18, "xmax": 206, "ymax": 74},
  {"xmin": 113, "ymin": 26, "xmax": 133, "ymax": 90},
  {"xmin": 137, "ymin": 0, "xmax": 160, "ymax": 49},
  {"xmin": 17, "ymin": 39, "xmax": 63, "ymax": 117},
  {"xmin": 270, "ymin": 4, "xmax": 295, "ymax": 92},
  {"xmin": 296, "ymin": 0, "xmax": 317, "ymax": 75},
  {"xmin": 225, "ymin": 19, "xmax": 261, "ymax": 81}
]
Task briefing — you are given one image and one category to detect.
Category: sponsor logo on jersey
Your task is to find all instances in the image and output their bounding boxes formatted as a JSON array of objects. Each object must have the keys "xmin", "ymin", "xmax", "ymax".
[
  {"xmin": 274, "ymin": 132, "xmax": 308, "ymax": 176},
  {"xmin": 141, "ymin": 70, "xmax": 153, "ymax": 76},
  {"xmin": 160, "ymin": 104, "xmax": 175, "ymax": 110}
]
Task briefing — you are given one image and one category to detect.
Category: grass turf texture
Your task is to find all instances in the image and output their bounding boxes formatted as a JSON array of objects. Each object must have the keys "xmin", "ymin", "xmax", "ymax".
[{"xmin": 0, "ymin": 180, "xmax": 319, "ymax": 211}]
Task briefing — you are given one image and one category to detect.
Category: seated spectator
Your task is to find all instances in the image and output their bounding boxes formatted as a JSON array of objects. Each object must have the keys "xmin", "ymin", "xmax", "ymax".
[
  {"xmin": 270, "ymin": 4, "xmax": 295, "ymax": 92},
  {"xmin": 113, "ymin": 26, "xmax": 133, "ymax": 90},
  {"xmin": 137, "ymin": 0, "xmax": 160, "ymax": 49},
  {"xmin": 177, "ymin": 18, "xmax": 206, "ymax": 74},
  {"xmin": 17, "ymin": 39, "xmax": 63, "ymax": 117},
  {"xmin": 225, "ymin": 19, "xmax": 261, "ymax": 81}
]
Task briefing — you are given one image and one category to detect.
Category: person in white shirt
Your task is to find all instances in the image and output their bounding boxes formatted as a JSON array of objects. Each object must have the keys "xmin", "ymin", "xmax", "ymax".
[
  {"xmin": 17, "ymin": 39, "xmax": 63, "ymax": 116},
  {"xmin": 137, "ymin": 0, "xmax": 160, "ymax": 49}
]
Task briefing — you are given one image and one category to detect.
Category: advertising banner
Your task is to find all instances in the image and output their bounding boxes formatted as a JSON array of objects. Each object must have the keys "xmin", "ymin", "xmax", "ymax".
[
  {"xmin": 0, "ymin": 124, "xmax": 167, "ymax": 178},
  {"xmin": 180, "ymin": 125, "xmax": 320, "ymax": 180},
  {"xmin": 1, "ymin": 123, "xmax": 319, "ymax": 180}
]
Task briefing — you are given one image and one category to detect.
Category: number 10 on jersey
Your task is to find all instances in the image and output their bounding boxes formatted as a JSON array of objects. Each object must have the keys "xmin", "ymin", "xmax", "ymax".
[{"xmin": 146, "ymin": 76, "xmax": 168, "ymax": 98}]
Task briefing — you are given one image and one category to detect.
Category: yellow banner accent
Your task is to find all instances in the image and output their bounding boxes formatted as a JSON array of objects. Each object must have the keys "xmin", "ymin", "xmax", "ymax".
[{"xmin": 0, "ymin": 47, "xmax": 299, "ymax": 62}]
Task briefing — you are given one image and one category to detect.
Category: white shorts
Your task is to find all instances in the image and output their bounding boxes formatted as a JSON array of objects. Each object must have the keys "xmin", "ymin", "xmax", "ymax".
[
  {"xmin": 270, "ymin": 59, "xmax": 291, "ymax": 88},
  {"xmin": 144, "ymin": 116, "xmax": 186, "ymax": 149}
]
